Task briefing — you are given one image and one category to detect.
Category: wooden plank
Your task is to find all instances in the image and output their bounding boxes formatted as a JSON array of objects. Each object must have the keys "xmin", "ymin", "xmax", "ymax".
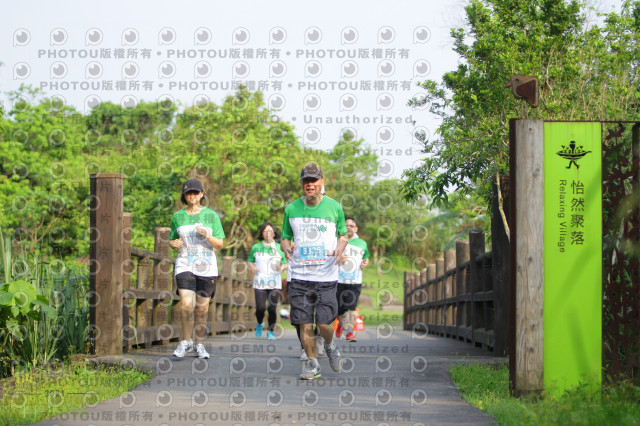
[
  {"xmin": 90, "ymin": 173, "xmax": 124, "ymax": 356},
  {"xmin": 130, "ymin": 247, "xmax": 175, "ymax": 263},
  {"xmin": 511, "ymin": 119, "xmax": 545, "ymax": 394},
  {"xmin": 123, "ymin": 289, "xmax": 180, "ymax": 300},
  {"xmin": 493, "ymin": 176, "xmax": 511, "ymax": 357},
  {"xmin": 153, "ymin": 227, "xmax": 172, "ymax": 344}
]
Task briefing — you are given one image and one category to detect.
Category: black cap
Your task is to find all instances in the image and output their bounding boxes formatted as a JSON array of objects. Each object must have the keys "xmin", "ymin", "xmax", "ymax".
[
  {"xmin": 300, "ymin": 164, "xmax": 323, "ymax": 180},
  {"xmin": 182, "ymin": 179, "xmax": 204, "ymax": 194}
]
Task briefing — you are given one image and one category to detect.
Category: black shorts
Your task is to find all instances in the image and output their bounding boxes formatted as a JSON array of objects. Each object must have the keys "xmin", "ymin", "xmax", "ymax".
[
  {"xmin": 337, "ymin": 283, "xmax": 362, "ymax": 315},
  {"xmin": 175, "ymin": 272, "xmax": 217, "ymax": 298},
  {"xmin": 287, "ymin": 279, "xmax": 337, "ymax": 325}
]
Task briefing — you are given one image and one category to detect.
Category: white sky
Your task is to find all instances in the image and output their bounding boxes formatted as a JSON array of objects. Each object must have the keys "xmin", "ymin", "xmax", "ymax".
[{"xmin": 0, "ymin": 0, "xmax": 623, "ymax": 179}]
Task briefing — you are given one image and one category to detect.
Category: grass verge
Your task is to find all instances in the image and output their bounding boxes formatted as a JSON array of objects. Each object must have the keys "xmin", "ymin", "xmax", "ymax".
[
  {"xmin": 0, "ymin": 363, "xmax": 150, "ymax": 426},
  {"xmin": 449, "ymin": 362, "xmax": 640, "ymax": 425}
]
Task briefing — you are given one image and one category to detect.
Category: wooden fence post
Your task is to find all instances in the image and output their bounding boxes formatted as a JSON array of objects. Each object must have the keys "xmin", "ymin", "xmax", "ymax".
[
  {"xmin": 121, "ymin": 213, "xmax": 133, "ymax": 353},
  {"xmin": 435, "ymin": 257, "xmax": 444, "ymax": 335},
  {"xmin": 153, "ymin": 227, "xmax": 172, "ymax": 343},
  {"xmin": 469, "ymin": 230, "xmax": 485, "ymax": 347},
  {"xmin": 90, "ymin": 173, "xmax": 124, "ymax": 356},
  {"xmin": 456, "ymin": 241, "xmax": 470, "ymax": 341},
  {"xmin": 509, "ymin": 118, "xmax": 545, "ymax": 395},
  {"xmin": 426, "ymin": 264, "xmax": 436, "ymax": 332},
  {"xmin": 493, "ymin": 176, "xmax": 511, "ymax": 357},
  {"xmin": 444, "ymin": 249, "xmax": 456, "ymax": 337}
]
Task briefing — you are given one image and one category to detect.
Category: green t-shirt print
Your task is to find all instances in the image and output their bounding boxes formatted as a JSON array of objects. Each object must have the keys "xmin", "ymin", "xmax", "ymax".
[
  {"xmin": 282, "ymin": 196, "xmax": 347, "ymax": 282},
  {"xmin": 169, "ymin": 207, "xmax": 225, "ymax": 277}
]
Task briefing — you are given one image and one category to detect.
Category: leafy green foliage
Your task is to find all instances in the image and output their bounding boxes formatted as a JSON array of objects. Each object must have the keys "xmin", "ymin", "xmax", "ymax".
[
  {"xmin": 450, "ymin": 362, "xmax": 640, "ymax": 425},
  {"xmin": 402, "ymin": 0, "xmax": 640, "ymax": 206}
]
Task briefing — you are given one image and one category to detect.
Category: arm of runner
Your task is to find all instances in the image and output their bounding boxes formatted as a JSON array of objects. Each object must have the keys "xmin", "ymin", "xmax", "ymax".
[
  {"xmin": 281, "ymin": 239, "xmax": 293, "ymax": 262},
  {"xmin": 196, "ymin": 226, "xmax": 224, "ymax": 250},
  {"xmin": 169, "ymin": 239, "xmax": 182, "ymax": 249},
  {"xmin": 333, "ymin": 233, "xmax": 349, "ymax": 263},
  {"xmin": 361, "ymin": 258, "xmax": 370, "ymax": 269}
]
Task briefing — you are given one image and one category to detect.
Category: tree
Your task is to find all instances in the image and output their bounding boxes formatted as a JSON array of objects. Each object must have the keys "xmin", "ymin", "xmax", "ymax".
[{"xmin": 401, "ymin": 0, "xmax": 640, "ymax": 207}]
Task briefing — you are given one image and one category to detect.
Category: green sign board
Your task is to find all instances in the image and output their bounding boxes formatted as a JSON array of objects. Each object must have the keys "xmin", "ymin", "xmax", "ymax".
[{"xmin": 543, "ymin": 122, "xmax": 602, "ymax": 394}]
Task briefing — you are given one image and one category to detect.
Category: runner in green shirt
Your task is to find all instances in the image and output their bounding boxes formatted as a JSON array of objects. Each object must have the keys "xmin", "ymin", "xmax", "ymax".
[
  {"xmin": 281, "ymin": 164, "xmax": 348, "ymax": 380},
  {"xmin": 336, "ymin": 217, "xmax": 370, "ymax": 342},
  {"xmin": 168, "ymin": 179, "xmax": 225, "ymax": 359},
  {"xmin": 248, "ymin": 222, "xmax": 287, "ymax": 340}
]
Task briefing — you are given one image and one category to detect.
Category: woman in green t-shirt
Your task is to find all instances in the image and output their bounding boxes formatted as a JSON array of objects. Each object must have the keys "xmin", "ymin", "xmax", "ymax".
[
  {"xmin": 168, "ymin": 179, "xmax": 225, "ymax": 359},
  {"xmin": 248, "ymin": 222, "xmax": 287, "ymax": 340}
]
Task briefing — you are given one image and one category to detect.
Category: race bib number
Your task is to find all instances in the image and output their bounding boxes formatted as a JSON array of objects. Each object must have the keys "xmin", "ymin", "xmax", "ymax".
[
  {"xmin": 187, "ymin": 248, "xmax": 213, "ymax": 266},
  {"xmin": 256, "ymin": 275, "xmax": 280, "ymax": 290},
  {"xmin": 339, "ymin": 268, "xmax": 357, "ymax": 280},
  {"xmin": 299, "ymin": 244, "xmax": 326, "ymax": 265}
]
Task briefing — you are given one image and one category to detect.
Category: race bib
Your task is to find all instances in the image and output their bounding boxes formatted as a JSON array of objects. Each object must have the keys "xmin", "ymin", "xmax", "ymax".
[
  {"xmin": 255, "ymin": 275, "xmax": 280, "ymax": 290},
  {"xmin": 299, "ymin": 244, "xmax": 326, "ymax": 265},
  {"xmin": 339, "ymin": 268, "xmax": 357, "ymax": 280}
]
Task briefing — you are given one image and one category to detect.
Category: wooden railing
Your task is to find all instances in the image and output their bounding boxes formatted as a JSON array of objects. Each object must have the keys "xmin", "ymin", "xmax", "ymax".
[
  {"xmin": 90, "ymin": 173, "xmax": 258, "ymax": 355},
  {"xmin": 404, "ymin": 230, "xmax": 510, "ymax": 354}
]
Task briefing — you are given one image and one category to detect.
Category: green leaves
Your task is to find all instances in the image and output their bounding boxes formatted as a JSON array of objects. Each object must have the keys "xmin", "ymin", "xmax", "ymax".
[{"xmin": 402, "ymin": 0, "xmax": 640, "ymax": 207}]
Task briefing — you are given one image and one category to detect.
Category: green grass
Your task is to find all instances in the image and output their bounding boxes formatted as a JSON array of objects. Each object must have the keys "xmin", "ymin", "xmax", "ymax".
[
  {"xmin": 0, "ymin": 363, "xmax": 150, "ymax": 426},
  {"xmin": 450, "ymin": 362, "xmax": 640, "ymax": 425}
]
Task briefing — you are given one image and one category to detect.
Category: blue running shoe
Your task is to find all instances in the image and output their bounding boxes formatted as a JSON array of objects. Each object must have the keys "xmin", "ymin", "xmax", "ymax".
[
  {"xmin": 267, "ymin": 331, "xmax": 275, "ymax": 340},
  {"xmin": 255, "ymin": 323, "xmax": 264, "ymax": 337}
]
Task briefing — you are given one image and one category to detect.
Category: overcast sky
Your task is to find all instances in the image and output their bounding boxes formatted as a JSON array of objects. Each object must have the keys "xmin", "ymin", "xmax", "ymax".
[{"xmin": 0, "ymin": 0, "xmax": 623, "ymax": 179}]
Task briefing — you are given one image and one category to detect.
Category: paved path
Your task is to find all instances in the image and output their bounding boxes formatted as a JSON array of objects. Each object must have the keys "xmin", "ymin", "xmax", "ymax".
[{"xmin": 37, "ymin": 326, "xmax": 505, "ymax": 426}]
